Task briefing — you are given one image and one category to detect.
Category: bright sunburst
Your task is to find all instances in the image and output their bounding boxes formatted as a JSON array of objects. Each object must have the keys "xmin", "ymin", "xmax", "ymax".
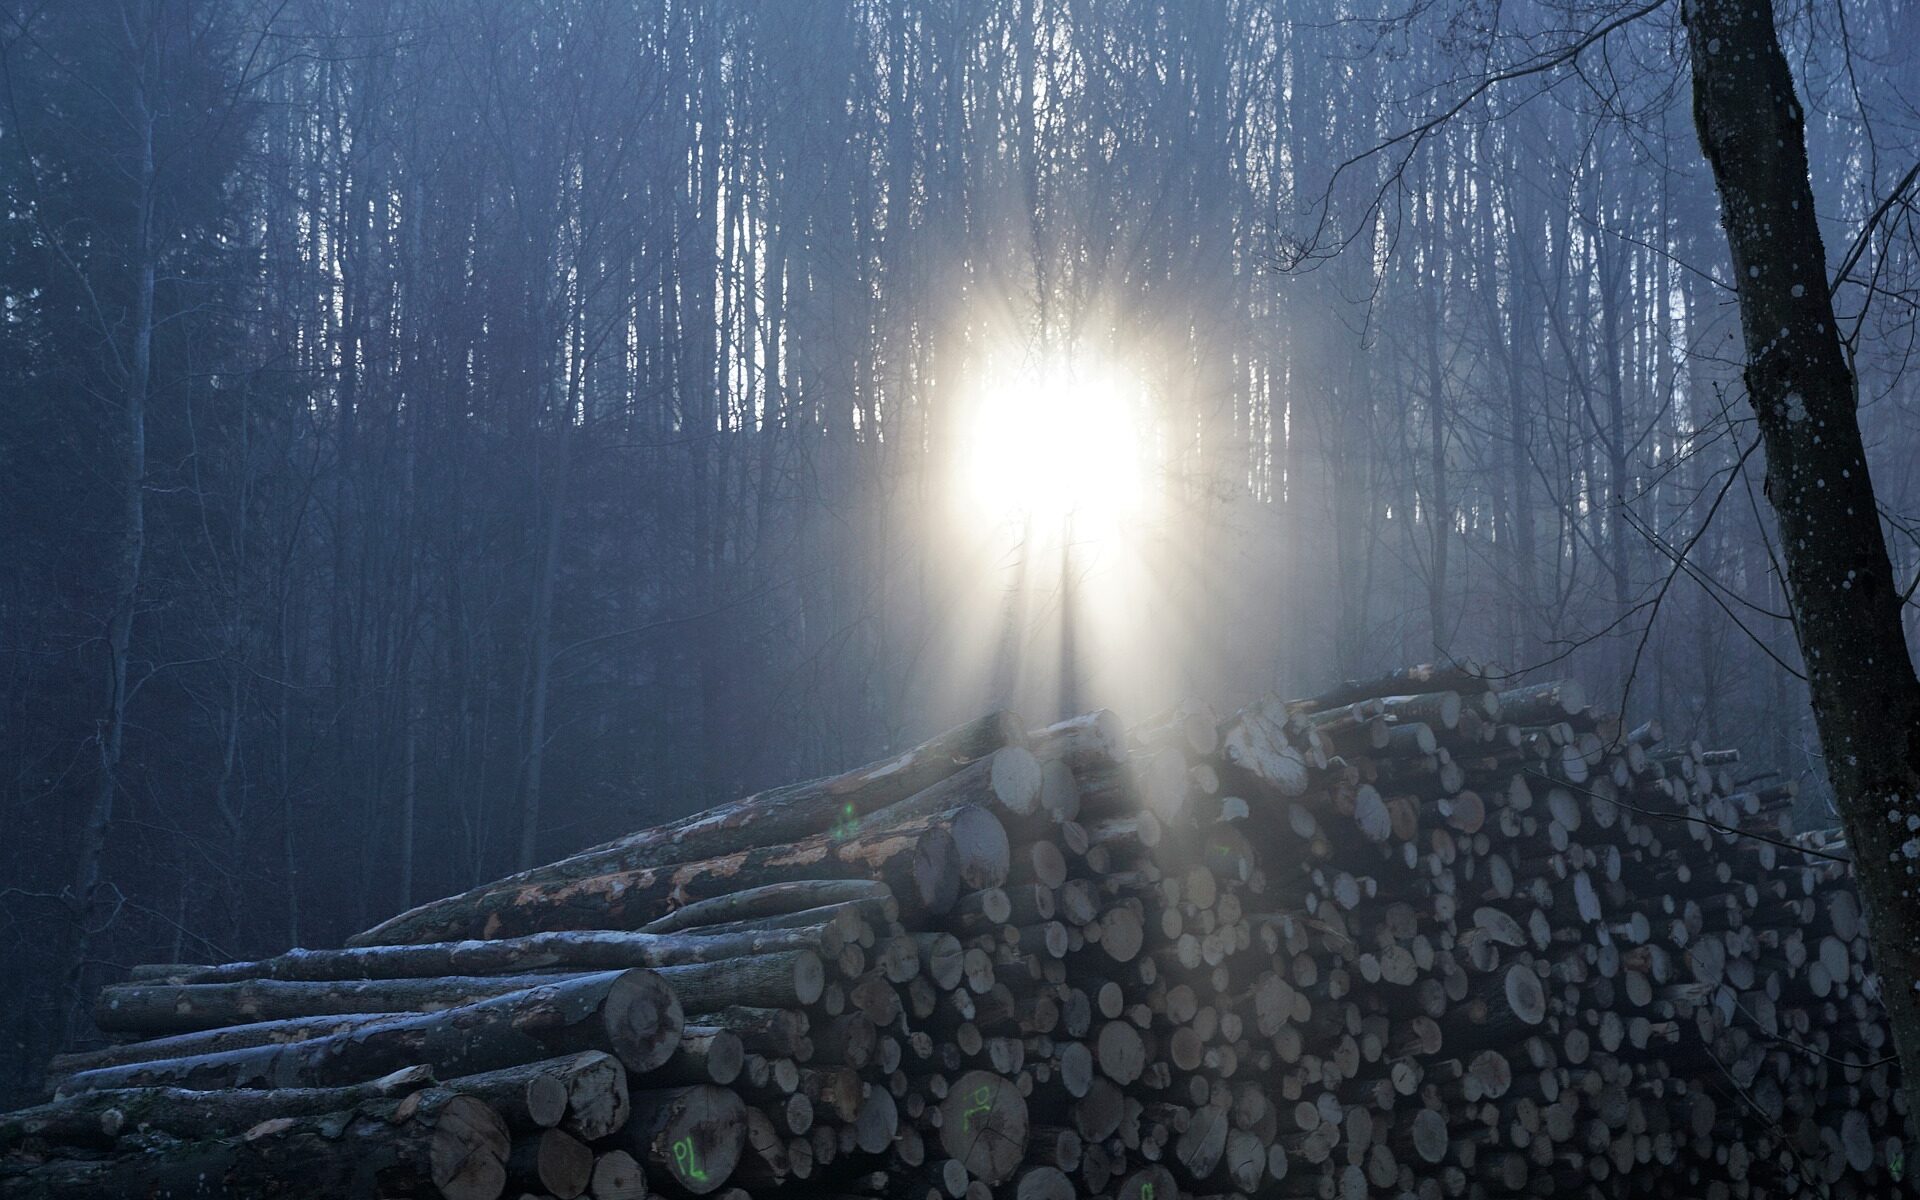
[{"xmin": 961, "ymin": 356, "xmax": 1149, "ymax": 532}]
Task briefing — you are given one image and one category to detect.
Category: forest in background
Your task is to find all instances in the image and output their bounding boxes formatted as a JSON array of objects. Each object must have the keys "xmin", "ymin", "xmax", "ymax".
[{"xmin": 3, "ymin": 0, "xmax": 1917, "ymax": 1101}]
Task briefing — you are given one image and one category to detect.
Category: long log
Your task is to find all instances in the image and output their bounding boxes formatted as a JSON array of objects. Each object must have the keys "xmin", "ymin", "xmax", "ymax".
[
  {"xmin": 45, "ymin": 1013, "xmax": 394, "ymax": 1081},
  {"xmin": 0, "ymin": 1088, "xmax": 508, "ymax": 1200},
  {"xmin": 869, "ymin": 748, "xmax": 1043, "ymax": 823},
  {"xmin": 350, "ymin": 817, "xmax": 965, "ymax": 946},
  {"xmin": 1289, "ymin": 663, "xmax": 1490, "ymax": 713},
  {"xmin": 56, "ymin": 969, "xmax": 681, "ymax": 1095},
  {"xmin": 92, "ymin": 972, "xmax": 586, "ymax": 1034},
  {"xmin": 352, "ymin": 712, "xmax": 1021, "ymax": 946},
  {"xmin": 134, "ymin": 924, "xmax": 848, "ymax": 986},
  {"xmin": 640, "ymin": 881, "xmax": 896, "ymax": 935},
  {"xmin": 655, "ymin": 951, "xmax": 826, "ymax": 1011},
  {"xmin": 0, "ymin": 1065, "xmax": 432, "ymax": 1151}
]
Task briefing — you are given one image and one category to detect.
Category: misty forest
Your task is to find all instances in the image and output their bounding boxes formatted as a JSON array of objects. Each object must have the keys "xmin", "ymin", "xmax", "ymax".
[{"xmin": 4, "ymin": 0, "xmax": 1920, "ymax": 1196}]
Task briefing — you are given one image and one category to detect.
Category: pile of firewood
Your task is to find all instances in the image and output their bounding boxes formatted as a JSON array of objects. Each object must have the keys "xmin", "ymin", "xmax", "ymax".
[{"xmin": 0, "ymin": 665, "xmax": 1903, "ymax": 1199}]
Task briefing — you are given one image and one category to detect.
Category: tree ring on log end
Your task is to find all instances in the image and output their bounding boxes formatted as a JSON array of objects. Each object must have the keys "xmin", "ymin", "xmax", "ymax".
[
  {"xmin": 1116, "ymin": 1163, "xmax": 1177, "ymax": 1200},
  {"xmin": 606, "ymin": 969, "xmax": 686, "ymax": 1072},
  {"xmin": 938, "ymin": 1070, "xmax": 1027, "ymax": 1184},
  {"xmin": 430, "ymin": 1094, "xmax": 510, "ymax": 1200}
]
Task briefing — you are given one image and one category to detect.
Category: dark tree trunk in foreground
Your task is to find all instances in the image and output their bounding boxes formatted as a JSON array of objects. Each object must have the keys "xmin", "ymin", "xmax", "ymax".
[{"xmin": 1684, "ymin": 0, "xmax": 1920, "ymax": 1132}]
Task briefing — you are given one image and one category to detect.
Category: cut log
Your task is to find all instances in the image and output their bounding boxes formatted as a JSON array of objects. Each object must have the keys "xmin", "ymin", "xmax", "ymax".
[
  {"xmin": 45, "ymin": 1014, "xmax": 390, "ymax": 1081},
  {"xmin": 1495, "ymin": 680, "xmax": 1586, "ymax": 724},
  {"xmin": 92, "ymin": 972, "xmax": 585, "ymax": 1034},
  {"xmin": 443, "ymin": 1053, "xmax": 627, "ymax": 1141},
  {"xmin": 871, "ymin": 747, "xmax": 1044, "ymax": 823},
  {"xmin": 936, "ymin": 1070, "xmax": 1028, "ymax": 1184},
  {"xmin": 0, "ymin": 1066, "xmax": 433, "ymax": 1151},
  {"xmin": 0, "ymin": 1088, "xmax": 507, "ymax": 1200},
  {"xmin": 1218, "ymin": 697, "xmax": 1310, "ymax": 798},
  {"xmin": 677, "ymin": 1007, "xmax": 809, "ymax": 1059},
  {"xmin": 137, "ymin": 925, "xmax": 845, "ymax": 986},
  {"xmin": 1116, "ymin": 1164, "xmax": 1178, "ymax": 1200},
  {"xmin": 1294, "ymin": 663, "xmax": 1488, "ymax": 712},
  {"xmin": 57, "ymin": 969, "xmax": 681, "ymax": 1095},
  {"xmin": 446, "ymin": 1056, "xmax": 606, "ymax": 1132},
  {"xmin": 1132, "ymin": 699, "xmax": 1220, "ymax": 758},
  {"xmin": 618, "ymin": 1086, "xmax": 746, "ymax": 1197},
  {"xmin": 1029, "ymin": 711, "xmax": 1128, "ymax": 773},
  {"xmin": 351, "ymin": 818, "xmax": 964, "ymax": 946},
  {"xmin": 352, "ymin": 712, "xmax": 1021, "ymax": 945},
  {"xmin": 640, "ymin": 881, "xmax": 895, "ymax": 935},
  {"xmin": 655, "ymin": 951, "xmax": 826, "ymax": 1011},
  {"xmin": 654, "ymin": 1029, "xmax": 746, "ymax": 1086},
  {"xmin": 509, "ymin": 1128, "xmax": 594, "ymax": 1200},
  {"xmin": 588, "ymin": 1150, "xmax": 646, "ymax": 1200}
]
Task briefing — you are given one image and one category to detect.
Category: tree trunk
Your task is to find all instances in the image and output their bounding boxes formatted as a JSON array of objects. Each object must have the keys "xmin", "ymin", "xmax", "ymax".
[
  {"xmin": 1684, "ymin": 0, "xmax": 1920, "ymax": 1135},
  {"xmin": 61, "ymin": 18, "xmax": 155, "ymax": 1053}
]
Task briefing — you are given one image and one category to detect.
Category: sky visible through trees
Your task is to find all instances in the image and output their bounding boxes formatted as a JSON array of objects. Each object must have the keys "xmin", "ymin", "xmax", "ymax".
[{"xmin": 2, "ymin": 0, "xmax": 1918, "ymax": 1098}]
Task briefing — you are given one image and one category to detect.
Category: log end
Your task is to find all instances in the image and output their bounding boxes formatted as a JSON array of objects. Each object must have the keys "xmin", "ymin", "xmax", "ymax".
[{"xmin": 606, "ymin": 969, "xmax": 687, "ymax": 1073}]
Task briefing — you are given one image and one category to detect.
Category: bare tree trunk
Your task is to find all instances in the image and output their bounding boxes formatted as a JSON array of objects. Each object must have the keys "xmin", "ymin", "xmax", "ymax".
[
  {"xmin": 1596, "ymin": 231, "xmax": 1633, "ymax": 688},
  {"xmin": 1684, "ymin": 0, "xmax": 1920, "ymax": 1135},
  {"xmin": 518, "ymin": 353, "xmax": 578, "ymax": 871},
  {"xmin": 62, "ymin": 32, "xmax": 155, "ymax": 1049},
  {"xmin": 1422, "ymin": 277, "xmax": 1449, "ymax": 654}
]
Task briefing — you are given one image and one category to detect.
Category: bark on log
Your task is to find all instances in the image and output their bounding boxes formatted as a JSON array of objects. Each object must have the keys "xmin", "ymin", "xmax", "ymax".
[
  {"xmin": 351, "ymin": 819, "xmax": 963, "ymax": 946},
  {"xmin": 1028, "ymin": 711, "xmax": 1128, "ymax": 774},
  {"xmin": 45, "ymin": 1014, "xmax": 387, "ymax": 1081},
  {"xmin": 447, "ymin": 1052, "xmax": 627, "ymax": 1140},
  {"xmin": 653, "ymin": 1029, "xmax": 746, "ymax": 1087},
  {"xmin": 871, "ymin": 747, "xmax": 1044, "ymax": 826},
  {"xmin": 0, "ymin": 1065, "xmax": 432, "ymax": 1151},
  {"xmin": 136, "ymin": 925, "xmax": 846, "ymax": 986},
  {"xmin": 1293, "ymin": 663, "xmax": 1488, "ymax": 713},
  {"xmin": 1218, "ymin": 697, "xmax": 1310, "ymax": 798},
  {"xmin": 93, "ymin": 972, "xmax": 586, "ymax": 1034},
  {"xmin": 640, "ymin": 881, "xmax": 896, "ymax": 935},
  {"xmin": 0, "ymin": 1088, "xmax": 507, "ymax": 1200},
  {"xmin": 57, "ymin": 969, "xmax": 681, "ymax": 1095},
  {"xmin": 655, "ymin": 951, "xmax": 825, "ymax": 1012},
  {"xmin": 352, "ymin": 712, "xmax": 1020, "ymax": 946}
]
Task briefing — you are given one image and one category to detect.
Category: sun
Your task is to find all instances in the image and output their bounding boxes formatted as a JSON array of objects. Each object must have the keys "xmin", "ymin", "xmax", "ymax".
[{"xmin": 962, "ymin": 356, "xmax": 1148, "ymax": 529}]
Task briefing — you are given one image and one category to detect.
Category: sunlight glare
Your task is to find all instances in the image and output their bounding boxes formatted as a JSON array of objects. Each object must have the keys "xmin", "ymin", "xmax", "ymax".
[{"xmin": 964, "ymin": 359, "xmax": 1147, "ymax": 529}]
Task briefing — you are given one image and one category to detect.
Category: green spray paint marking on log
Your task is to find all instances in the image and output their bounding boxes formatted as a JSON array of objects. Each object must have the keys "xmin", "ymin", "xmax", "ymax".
[
  {"xmin": 674, "ymin": 1136, "xmax": 708, "ymax": 1182},
  {"xmin": 831, "ymin": 802, "xmax": 860, "ymax": 841},
  {"xmin": 1141, "ymin": 1185, "xmax": 1155, "ymax": 1200},
  {"xmin": 961, "ymin": 1083, "xmax": 993, "ymax": 1132}
]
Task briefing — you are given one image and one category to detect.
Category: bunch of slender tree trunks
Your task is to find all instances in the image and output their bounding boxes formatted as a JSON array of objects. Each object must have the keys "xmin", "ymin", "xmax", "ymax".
[{"xmin": 0, "ymin": 665, "xmax": 1899, "ymax": 1198}]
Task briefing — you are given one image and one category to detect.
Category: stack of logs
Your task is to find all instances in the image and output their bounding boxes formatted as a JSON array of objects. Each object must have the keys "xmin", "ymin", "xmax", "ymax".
[{"xmin": 0, "ymin": 665, "xmax": 1904, "ymax": 1199}]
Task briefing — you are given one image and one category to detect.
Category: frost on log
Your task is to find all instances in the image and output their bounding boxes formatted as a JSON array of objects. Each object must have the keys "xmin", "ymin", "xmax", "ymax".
[{"xmin": 0, "ymin": 673, "xmax": 1905, "ymax": 1198}]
